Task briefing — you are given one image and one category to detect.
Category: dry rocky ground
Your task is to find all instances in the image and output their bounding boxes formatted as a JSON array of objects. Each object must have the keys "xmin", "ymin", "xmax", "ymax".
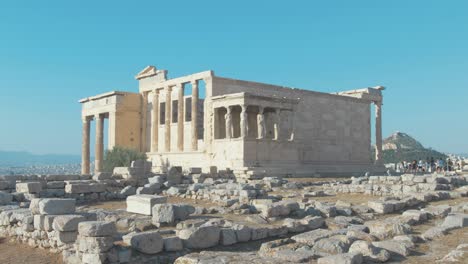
[{"xmin": 0, "ymin": 171, "xmax": 467, "ymax": 263}]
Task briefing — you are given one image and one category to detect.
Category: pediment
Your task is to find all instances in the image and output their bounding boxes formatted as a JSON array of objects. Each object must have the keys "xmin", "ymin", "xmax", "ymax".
[{"xmin": 135, "ymin": 65, "xmax": 158, "ymax": 80}]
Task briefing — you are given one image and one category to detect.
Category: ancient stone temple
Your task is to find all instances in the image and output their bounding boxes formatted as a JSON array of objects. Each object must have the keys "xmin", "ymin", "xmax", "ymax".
[{"xmin": 80, "ymin": 66, "xmax": 385, "ymax": 178}]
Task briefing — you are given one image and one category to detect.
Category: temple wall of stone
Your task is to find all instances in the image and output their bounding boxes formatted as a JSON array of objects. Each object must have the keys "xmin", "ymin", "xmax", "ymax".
[
  {"xmin": 211, "ymin": 77, "xmax": 373, "ymax": 168},
  {"xmin": 111, "ymin": 111, "xmax": 141, "ymax": 150}
]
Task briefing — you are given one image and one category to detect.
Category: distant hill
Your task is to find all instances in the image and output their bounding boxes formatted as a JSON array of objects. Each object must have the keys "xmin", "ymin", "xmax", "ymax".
[
  {"xmin": 0, "ymin": 150, "xmax": 81, "ymax": 166},
  {"xmin": 379, "ymin": 132, "xmax": 447, "ymax": 163}
]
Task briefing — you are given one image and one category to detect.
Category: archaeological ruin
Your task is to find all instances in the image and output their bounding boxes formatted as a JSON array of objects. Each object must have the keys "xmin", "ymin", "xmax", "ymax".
[
  {"xmin": 79, "ymin": 66, "xmax": 386, "ymax": 178},
  {"xmin": 0, "ymin": 67, "xmax": 467, "ymax": 264}
]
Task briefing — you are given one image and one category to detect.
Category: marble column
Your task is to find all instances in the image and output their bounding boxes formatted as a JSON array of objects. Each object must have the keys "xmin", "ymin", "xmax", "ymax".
[
  {"xmin": 177, "ymin": 84, "xmax": 184, "ymax": 151},
  {"xmin": 191, "ymin": 80, "xmax": 198, "ymax": 150},
  {"xmin": 374, "ymin": 101, "xmax": 383, "ymax": 165},
  {"xmin": 81, "ymin": 117, "xmax": 90, "ymax": 175},
  {"xmin": 94, "ymin": 114, "xmax": 104, "ymax": 173},
  {"xmin": 240, "ymin": 105, "xmax": 248, "ymax": 138},
  {"xmin": 151, "ymin": 89, "xmax": 159, "ymax": 153},
  {"xmin": 141, "ymin": 92, "xmax": 148, "ymax": 152},
  {"xmin": 257, "ymin": 106, "xmax": 266, "ymax": 139},
  {"xmin": 274, "ymin": 108, "xmax": 281, "ymax": 140},
  {"xmin": 225, "ymin": 106, "xmax": 232, "ymax": 139},
  {"xmin": 165, "ymin": 86, "xmax": 172, "ymax": 152}
]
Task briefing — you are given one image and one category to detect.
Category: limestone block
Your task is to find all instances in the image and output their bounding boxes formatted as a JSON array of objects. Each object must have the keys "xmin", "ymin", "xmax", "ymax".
[
  {"xmin": 38, "ymin": 198, "xmax": 76, "ymax": 215},
  {"xmin": 144, "ymin": 182, "xmax": 161, "ymax": 190},
  {"xmin": 148, "ymin": 176, "xmax": 165, "ymax": 184},
  {"xmin": 78, "ymin": 236, "xmax": 114, "ymax": 253},
  {"xmin": 39, "ymin": 189, "xmax": 66, "ymax": 198},
  {"xmin": 34, "ymin": 214, "xmax": 45, "ymax": 230},
  {"xmin": 44, "ymin": 175, "xmax": 81, "ymax": 181},
  {"xmin": 0, "ymin": 181, "xmax": 10, "ymax": 190},
  {"xmin": 423, "ymin": 205, "xmax": 451, "ymax": 217},
  {"xmin": 387, "ymin": 200, "xmax": 406, "ymax": 211},
  {"xmin": 22, "ymin": 215, "xmax": 34, "ymax": 231},
  {"xmin": 402, "ymin": 210, "xmax": 429, "ymax": 222},
  {"xmin": 8, "ymin": 208, "xmax": 32, "ymax": 223},
  {"xmin": 267, "ymin": 226, "xmax": 288, "ymax": 237},
  {"xmin": 46, "ymin": 181, "xmax": 66, "ymax": 189},
  {"xmin": 44, "ymin": 215, "xmax": 56, "ymax": 231},
  {"xmin": 174, "ymin": 204, "xmax": 195, "ymax": 220},
  {"xmin": 317, "ymin": 253, "xmax": 363, "ymax": 264},
  {"xmin": 178, "ymin": 226, "xmax": 220, "ymax": 249},
  {"xmin": 82, "ymin": 253, "xmax": 107, "ymax": 264},
  {"xmin": 53, "ymin": 215, "xmax": 87, "ymax": 232},
  {"xmin": 152, "ymin": 204, "xmax": 175, "ymax": 225},
  {"xmin": 120, "ymin": 186, "xmax": 136, "ymax": 196},
  {"xmin": 92, "ymin": 172, "xmax": 112, "ymax": 181},
  {"xmin": 163, "ymin": 236, "xmax": 183, "ymax": 252},
  {"xmin": 29, "ymin": 198, "xmax": 41, "ymax": 214},
  {"xmin": 57, "ymin": 231, "xmax": 78, "ymax": 244},
  {"xmin": 365, "ymin": 220, "xmax": 411, "ymax": 240},
  {"xmin": 301, "ymin": 216, "xmax": 325, "ymax": 230},
  {"xmin": 16, "ymin": 182, "xmax": 42, "ymax": 194},
  {"xmin": 291, "ymin": 229, "xmax": 337, "ymax": 246},
  {"xmin": 348, "ymin": 240, "xmax": 390, "ymax": 263},
  {"xmin": 126, "ymin": 194, "xmax": 167, "ymax": 215},
  {"xmin": 251, "ymin": 227, "xmax": 269, "ymax": 240},
  {"xmin": 0, "ymin": 191, "xmax": 12, "ymax": 205},
  {"xmin": 421, "ymin": 226, "xmax": 450, "ymax": 240},
  {"xmin": 122, "ymin": 231, "xmax": 163, "ymax": 254},
  {"xmin": 167, "ymin": 166, "xmax": 183, "ymax": 185},
  {"xmin": 315, "ymin": 203, "xmax": 337, "ymax": 217},
  {"xmin": 313, "ymin": 238, "xmax": 349, "ymax": 255},
  {"xmin": 232, "ymin": 224, "xmax": 251, "ymax": 242},
  {"xmin": 65, "ymin": 183, "xmax": 106, "ymax": 194},
  {"xmin": 166, "ymin": 186, "xmax": 183, "ymax": 196},
  {"xmin": 368, "ymin": 200, "xmax": 393, "ymax": 214},
  {"xmin": 442, "ymin": 213, "xmax": 468, "ymax": 228},
  {"xmin": 372, "ymin": 239, "xmax": 413, "ymax": 257},
  {"xmin": 283, "ymin": 218, "xmax": 307, "ymax": 233},
  {"xmin": 136, "ymin": 187, "xmax": 156, "ymax": 195},
  {"xmin": 78, "ymin": 221, "xmax": 116, "ymax": 237},
  {"xmin": 11, "ymin": 192, "xmax": 25, "ymax": 203},
  {"xmin": 220, "ymin": 228, "xmax": 237, "ymax": 245}
]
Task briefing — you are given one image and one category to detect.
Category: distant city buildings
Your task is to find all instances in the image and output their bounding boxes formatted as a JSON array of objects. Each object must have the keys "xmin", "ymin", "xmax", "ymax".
[{"xmin": 0, "ymin": 163, "xmax": 92, "ymax": 175}]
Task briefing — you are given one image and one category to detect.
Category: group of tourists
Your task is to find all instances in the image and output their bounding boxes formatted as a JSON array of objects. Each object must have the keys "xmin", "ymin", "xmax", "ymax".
[{"xmin": 395, "ymin": 157, "xmax": 458, "ymax": 173}]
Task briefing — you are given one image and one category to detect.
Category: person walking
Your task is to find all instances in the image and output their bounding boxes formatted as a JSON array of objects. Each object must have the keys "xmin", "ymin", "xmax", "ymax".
[{"xmin": 430, "ymin": 157, "xmax": 435, "ymax": 173}]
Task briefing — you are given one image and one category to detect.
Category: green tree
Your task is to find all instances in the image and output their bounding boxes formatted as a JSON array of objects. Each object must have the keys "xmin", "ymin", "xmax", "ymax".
[{"xmin": 102, "ymin": 146, "xmax": 146, "ymax": 172}]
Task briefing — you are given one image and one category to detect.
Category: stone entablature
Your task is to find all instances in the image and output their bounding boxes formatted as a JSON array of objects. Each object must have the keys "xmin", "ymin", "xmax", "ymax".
[{"xmin": 79, "ymin": 66, "xmax": 385, "ymax": 177}]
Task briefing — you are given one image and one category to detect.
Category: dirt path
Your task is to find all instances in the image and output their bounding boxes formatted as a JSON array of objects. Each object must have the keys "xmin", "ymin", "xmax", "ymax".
[{"xmin": 0, "ymin": 237, "xmax": 62, "ymax": 264}]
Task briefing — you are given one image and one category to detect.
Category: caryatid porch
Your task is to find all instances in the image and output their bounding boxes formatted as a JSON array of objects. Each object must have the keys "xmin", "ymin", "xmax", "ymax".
[{"xmin": 211, "ymin": 92, "xmax": 298, "ymax": 141}]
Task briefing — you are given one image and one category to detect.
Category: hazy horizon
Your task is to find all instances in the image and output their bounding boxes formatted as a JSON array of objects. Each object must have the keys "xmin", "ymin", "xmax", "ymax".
[{"xmin": 1, "ymin": 1, "xmax": 467, "ymax": 155}]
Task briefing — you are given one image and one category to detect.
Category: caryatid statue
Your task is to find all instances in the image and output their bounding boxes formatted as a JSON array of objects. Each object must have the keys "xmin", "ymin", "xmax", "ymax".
[
  {"xmin": 225, "ymin": 106, "xmax": 232, "ymax": 138},
  {"xmin": 240, "ymin": 105, "xmax": 248, "ymax": 138},
  {"xmin": 257, "ymin": 106, "xmax": 266, "ymax": 139}
]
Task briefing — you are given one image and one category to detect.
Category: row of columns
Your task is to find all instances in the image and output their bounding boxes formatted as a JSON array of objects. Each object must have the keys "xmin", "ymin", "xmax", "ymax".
[
  {"xmin": 223, "ymin": 105, "xmax": 283, "ymax": 140},
  {"xmin": 81, "ymin": 80, "xmax": 201, "ymax": 174},
  {"xmin": 149, "ymin": 80, "xmax": 199, "ymax": 153},
  {"xmin": 81, "ymin": 114, "xmax": 104, "ymax": 175}
]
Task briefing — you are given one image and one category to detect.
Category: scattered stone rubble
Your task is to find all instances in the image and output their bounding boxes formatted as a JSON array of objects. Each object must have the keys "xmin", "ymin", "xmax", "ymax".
[{"xmin": 0, "ymin": 167, "xmax": 467, "ymax": 263}]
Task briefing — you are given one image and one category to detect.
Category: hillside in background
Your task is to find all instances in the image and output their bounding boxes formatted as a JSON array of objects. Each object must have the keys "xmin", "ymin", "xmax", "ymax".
[
  {"xmin": 0, "ymin": 150, "xmax": 81, "ymax": 166},
  {"xmin": 380, "ymin": 132, "xmax": 447, "ymax": 163}
]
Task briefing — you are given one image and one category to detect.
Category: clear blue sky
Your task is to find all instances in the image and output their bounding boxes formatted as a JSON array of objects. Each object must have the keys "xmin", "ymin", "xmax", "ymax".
[{"xmin": 0, "ymin": 0, "xmax": 467, "ymax": 155}]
